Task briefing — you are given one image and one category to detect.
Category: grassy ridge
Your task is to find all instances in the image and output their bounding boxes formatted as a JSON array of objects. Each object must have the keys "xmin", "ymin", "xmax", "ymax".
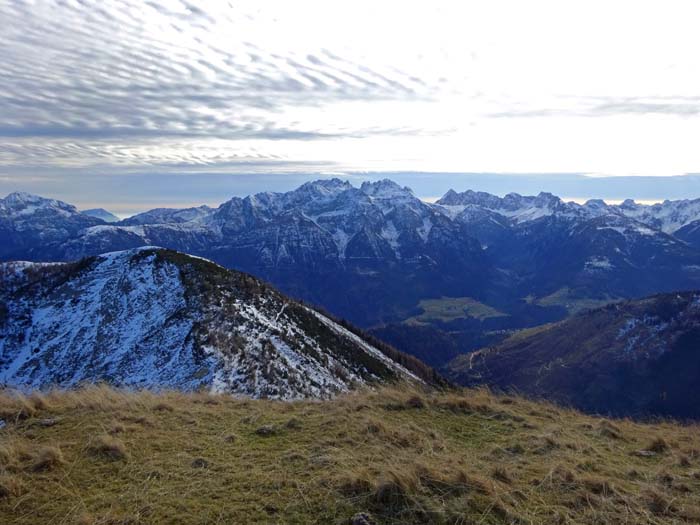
[{"xmin": 1, "ymin": 386, "xmax": 700, "ymax": 524}]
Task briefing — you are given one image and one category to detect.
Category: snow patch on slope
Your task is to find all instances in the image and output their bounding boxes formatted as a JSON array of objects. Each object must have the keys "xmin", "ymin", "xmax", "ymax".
[
  {"xmin": 0, "ymin": 250, "xmax": 203, "ymax": 389},
  {"xmin": 0, "ymin": 248, "xmax": 421, "ymax": 399}
]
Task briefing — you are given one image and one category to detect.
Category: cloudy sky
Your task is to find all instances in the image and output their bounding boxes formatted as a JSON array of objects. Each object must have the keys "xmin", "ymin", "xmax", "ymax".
[{"xmin": 3, "ymin": 0, "xmax": 700, "ymax": 213}]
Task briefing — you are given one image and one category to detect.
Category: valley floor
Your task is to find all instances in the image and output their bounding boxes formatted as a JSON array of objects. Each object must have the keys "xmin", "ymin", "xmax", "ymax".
[{"xmin": 1, "ymin": 385, "xmax": 700, "ymax": 524}]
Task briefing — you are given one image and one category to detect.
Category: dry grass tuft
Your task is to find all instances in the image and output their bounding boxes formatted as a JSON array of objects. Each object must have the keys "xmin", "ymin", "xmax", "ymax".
[
  {"xmin": 373, "ymin": 469, "xmax": 419, "ymax": 507},
  {"xmin": 644, "ymin": 488, "xmax": 676, "ymax": 516},
  {"xmin": 108, "ymin": 421, "xmax": 126, "ymax": 434},
  {"xmin": 88, "ymin": 434, "xmax": 129, "ymax": 461},
  {"xmin": 491, "ymin": 465, "xmax": 513, "ymax": 484},
  {"xmin": 27, "ymin": 392, "xmax": 50, "ymax": 411},
  {"xmin": 29, "ymin": 445, "xmax": 65, "ymax": 472},
  {"xmin": 532, "ymin": 434, "xmax": 560, "ymax": 454},
  {"xmin": 647, "ymin": 437, "xmax": 671, "ymax": 454},
  {"xmin": 597, "ymin": 420, "xmax": 624, "ymax": 440},
  {"xmin": 679, "ymin": 455, "xmax": 692, "ymax": 468},
  {"xmin": 544, "ymin": 465, "xmax": 578, "ymax": 488},
  {"xmin": 363, "ymin": 418, "xmax": 386, "ymax": 436},
  {"xmin": 453, "ymin": 470, "xmax": 493, "ymax": 495},
  {"xmin": 405, "ymin": 395, "xmax": 425, "ymax": 409},
  {"xmin": 580, "ymin": 476, "xmax": 615, "ymax": 497},
  {"xmin": 0, "ymin": 439, "xmax": 64, "ymax": 474},
  {"xmin": 338, "ymin": 468, "xmax": 375, "ymax": 497},
  {"xmin": 0, "ymin": 393, "xmax": 37, "ymax": 421},
  {"xmin": 0, "ymin": 440, "xmax": 34, "ymax": 473},
  {"xmin": 432, "ymin": 393, "xmax": 479, "ymax": 414}
]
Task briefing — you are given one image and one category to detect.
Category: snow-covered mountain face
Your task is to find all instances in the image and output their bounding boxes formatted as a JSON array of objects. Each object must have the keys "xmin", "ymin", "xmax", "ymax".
[{"xmin": 0, "ymin": 248, "xmax": 420, "ymax": 398}]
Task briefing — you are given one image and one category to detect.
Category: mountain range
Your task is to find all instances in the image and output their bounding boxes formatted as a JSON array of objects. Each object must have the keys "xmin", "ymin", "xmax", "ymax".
[
  {"xmin": 3, "ymin": 180, "xmax": 700, "ymax": 367},
  {"xmin": 0, "ymin": 247, "xmax": 428, "ymax": 398}
]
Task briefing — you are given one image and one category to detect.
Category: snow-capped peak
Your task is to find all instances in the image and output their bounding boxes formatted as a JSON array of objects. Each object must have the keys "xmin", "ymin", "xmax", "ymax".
[
  {"xmin": 360, "ymin": 179, "xmax": 414, "ymax": 199},
  {"xmin": 299, "ymin": 178, "xmax": 353, "ymax": 194},
  {"xmin": 4, "ymin": 191, "xmax": 43, "ymax": 204},
  {"xmin": 584, "ymin": 199, "xmax": 608, "ymax": 210},
  {"xmin": 1, "ymin": 192, "xmax": 79, "ymax": 218},
  {"xmin": 289, "ymin": 178, "xmax": 354, "ymax": 204}
]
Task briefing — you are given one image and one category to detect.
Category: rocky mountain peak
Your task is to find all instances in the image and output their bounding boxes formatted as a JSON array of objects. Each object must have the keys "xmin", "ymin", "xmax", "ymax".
[
  {"xmin": 437, "ymin": 188, "xmax": 460, "ymax": 204},
  {"xmin": 436, "ymin": 189, "xmax": 501, "ymax": 208},
  {"xmin": 534, "ymin": 191, "xmax": 560, "ymax": 206},
  {"xmin": 296, "ymin": 178, "xmax": 353, "ymax": 198},
  {"xmin": 360, "ymin": 179, "xmax": 414, "ymax": 199},
  {"xmin": 584, "ymin": 198, "xmax": 608, "ymax": 209}
]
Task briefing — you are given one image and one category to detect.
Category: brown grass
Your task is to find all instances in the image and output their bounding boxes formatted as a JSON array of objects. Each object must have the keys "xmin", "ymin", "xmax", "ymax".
[{"xmin": 0, "ymin": 384, "xmax": 699, "ymax": 524}]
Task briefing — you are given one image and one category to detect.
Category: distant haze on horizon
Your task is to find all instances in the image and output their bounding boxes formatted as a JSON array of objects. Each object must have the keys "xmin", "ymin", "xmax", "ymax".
[{"xmin": 3, "ymin": 0, "xmax": 700, "ymax": 214}]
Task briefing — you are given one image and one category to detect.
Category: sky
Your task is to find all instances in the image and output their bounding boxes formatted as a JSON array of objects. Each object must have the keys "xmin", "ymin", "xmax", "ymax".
[{"xmin": 3, "ymin": 0, "xmax": 700, "ymax": 214}]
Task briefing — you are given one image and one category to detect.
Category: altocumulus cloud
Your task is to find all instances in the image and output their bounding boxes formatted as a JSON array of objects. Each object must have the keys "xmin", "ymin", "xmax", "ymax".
[
  {"xmin": 4, "ymin": 0, "xmax": 700, "ymax": 203},
  {"xmin": 0, "ymin": 0, "xmax": 442, "ymax": 171}
]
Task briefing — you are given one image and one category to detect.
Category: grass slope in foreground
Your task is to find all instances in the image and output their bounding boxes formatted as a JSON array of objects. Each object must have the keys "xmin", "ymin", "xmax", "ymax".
[{"xmin": 2, "ymin": 386, "xmax": 700, "ymax": 525}]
